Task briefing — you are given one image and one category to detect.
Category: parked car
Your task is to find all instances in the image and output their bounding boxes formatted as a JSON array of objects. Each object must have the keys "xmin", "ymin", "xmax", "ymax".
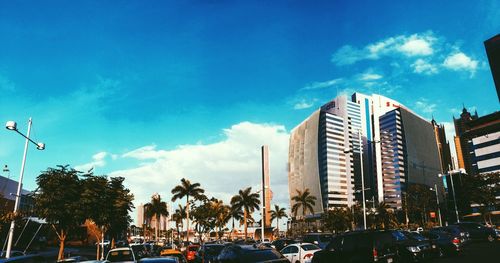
[
  {"xmin": 106, "ymin": 247, "xmax": 137, "ymax": 263},
  {"xmin": 452, "ymin": 222, "xmax": 497, "ymax": 242},
  {"xmin": 193, "ymin": 243, "xmax": 225, "ymax": 263},
  {"xmin": 138, "ymin": 257, "xmax": 179, "ymax": 263},
  {"xmin": 271, "ymin": 239, "xmax": 297, "ymax": 251},
  {"xmin": 185, "ymin": 244, "xmax": 199, "ymax": 262},
  {"xmin": 420, "ymin": 230, "xmax": 465, "ymax": 256},
  {"xmin": 312, "ymin": 230, "xmax": 398, "ymax": 263},
  {"xmin": 399, "ymin": 231, "xmax": 438, "ymax": 261},
  {"xmin": 433, "ymin": 225, "xmax": 470, "ymax": 245},
  {"xmin": 280, "ymin": 243, "xmax": 321, "ymax": 263},
  {"xmin": 160, "ymin": 249, "xmax": 187, "ymax": 263},
  {"xmin": 217, "ymin": 244, "xmax": 288, "ymax": 263},
  {"xmin": 302, "ymin": 233, "xmax": 333, "ymax": 249}
]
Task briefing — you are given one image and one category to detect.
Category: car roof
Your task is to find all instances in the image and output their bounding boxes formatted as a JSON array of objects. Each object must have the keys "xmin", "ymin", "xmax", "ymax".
[
  {"xmin": 139, "ymin": 257, "xmax": 178, "ymax": 263},
  {"xmin": 109, "ymin": 247, "xmax": 132, "ymax": 251}
]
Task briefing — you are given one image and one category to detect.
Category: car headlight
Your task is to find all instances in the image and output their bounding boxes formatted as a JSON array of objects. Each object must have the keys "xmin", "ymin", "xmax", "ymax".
[
  {"xmin": 432, "ymin": 244, "xmax": 437, "ymax": 249},
  {"xmin": 406, "ymin": 246, "xmax": 421, "ymax": 253}
]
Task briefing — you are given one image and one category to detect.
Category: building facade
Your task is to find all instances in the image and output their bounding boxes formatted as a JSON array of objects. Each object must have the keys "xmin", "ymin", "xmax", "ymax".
[
  {"xmin": 289, "ymin": 92, "xmax": 448, "ymax": 214},
  {"xmin": 484, "ymin": 34, "xmax": 500, "ymax": 102}
]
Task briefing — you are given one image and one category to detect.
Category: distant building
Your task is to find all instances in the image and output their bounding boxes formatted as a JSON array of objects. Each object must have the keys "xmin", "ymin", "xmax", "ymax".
[
  {"xmin": 454, "ymin": 107, "xmax": 479, "ymax": 173},
  {"xmin": 432, "ymin": 118, "xmax": 453, "ymax": 172},
  {"xmin": 137, "ymin": 203, "xmax": 144, "ymax": 226},
  {"xmin": 0, "ymin": 170, "xmax": 33, "ymax": 213},
  {"xmin": 484, "ymin": 34, "xmax": 500, "ymax": 102},
  {"xmin": 261, "ymin": 146, "xmax": 272, "ymax": 227},
  {"xmin": 454, "ymin": 110, "xmax": 500, "ymax": 175}
]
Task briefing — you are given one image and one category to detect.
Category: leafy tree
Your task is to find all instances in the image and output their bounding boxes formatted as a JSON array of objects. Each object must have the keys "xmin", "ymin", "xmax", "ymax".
[
  {"xmin": 171, "ymin": 178, "xmax": 205, "ymax": 242},
  {"xmin": 406, "ymin": 184, "xmax": 435, "ymax": 226},
  {"xmin": 322, "ymin": 208, "xmax": 351, "ymax": 233},
  {"xmin": 291, "ymin": 189, "xmax": 316, "ymax": 218},
  {"xmin": 270, "ymin": 205, "xmax": 287, "ymax": 236},
  {"xmin": 230, "ymin": 187, "xmax": 260, "ymax": 239},
  {"xmin": 106, "ymin": 177, "xmax": 134, "ymax": 246},
  {"xmin": 229, "ymin": 207, "xmax": 243, "ymax": 239},
  {"xmin": 460, "ymin": 172, "xmax": 499, "ymax": 224},
  {"xmin": 144, "ymin": 194, "xmax": 169, "ymax": 240},
  {"xmin": 34, "ymin": 165, "xmax": 85, "ymax": 260},
  {"xmin": 213, "ymin": 200, "xmax": 231, "ymax": 240},
  {"xmin": 372, "ymin": 202, "xmax": 398, "ymax": 229}
]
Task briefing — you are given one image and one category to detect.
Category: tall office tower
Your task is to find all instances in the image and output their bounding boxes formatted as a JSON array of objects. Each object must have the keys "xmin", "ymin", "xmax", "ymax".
[
  {"xmin": 484, "ymin": 34, "xmax": 500, "ymax": 101},
  {"xmin": 379, "ymin": 108, "xmax": 443, "ymax": 209},
  {"xmin": 351, "ymin": 93, "xmax": 409, "ymax": 203},
  {"xmin": 261, "ymin": 145, "xmax": 272, "ymax": 227},
  {"xmin": 453, "ymin": 107, "xmax": 479, "ymax": 172},
  {"xmin": 289, "ymin": 110, "xmax": 324, "ymax": 217},
  {"xmin": 432, "ymin": 118, "xmax": 453, "ymax": 173},
  {"xmin": 288, "ymin": 96, "xmax": 360, "ymax": 216}
]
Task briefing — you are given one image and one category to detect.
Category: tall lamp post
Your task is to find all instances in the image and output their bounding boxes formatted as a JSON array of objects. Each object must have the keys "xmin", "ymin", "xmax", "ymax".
[
  {"xmin": 430, "ymin": 184, "xmax": 443, "ymax": 227},
  {"xmin": 438, "ymin": 168, "xmax": 465, "ymax": 224},
  {"xmin": 4, "ymin": 118, "xmax": 45, "ymax": 259}
]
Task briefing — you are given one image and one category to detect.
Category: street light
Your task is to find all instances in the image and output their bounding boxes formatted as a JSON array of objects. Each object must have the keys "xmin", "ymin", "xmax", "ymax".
[
  {"xmin": 429, "ymin": 184, "xmax": 443, "ymax": 227},
  {"xmin": 4, "ymin": 118, "xmax": 45, "ymax": 259},
  {"xmin": 438, "ymin": 168, "xmax": 465, "ymax": 224},
  {"xmin": 344, "ymin": 130, "xmax": 367, "ymax": 230}
]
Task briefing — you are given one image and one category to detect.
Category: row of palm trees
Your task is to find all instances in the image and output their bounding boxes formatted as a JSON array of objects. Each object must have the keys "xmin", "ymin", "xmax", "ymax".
[{"xmin": 143, "ymin": 178, "xmax": 291, "ymax": 241}]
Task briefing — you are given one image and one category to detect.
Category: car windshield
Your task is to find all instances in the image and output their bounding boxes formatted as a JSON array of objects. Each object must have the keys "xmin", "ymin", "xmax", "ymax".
[
  {"xmin": 107, "ymin": 250, "xmax": 134, "ymax": 262},
  {"xmin": 391, "ymin": 231, "xmax": 408, "ymax": 241},
  {"xmin": 408, "ymin": 232, "xmax": 427, "ymax": 241},
  {"xmin": 301, "ymin": 244, "xmax": 320, "ymax": 251},
  {"xmin": 241, "ymin": 249, "xmax": 284, "ymax": 262},
  {"xmin": 319, "ymin": 235, "xmax": 332, "ymax": 242}
]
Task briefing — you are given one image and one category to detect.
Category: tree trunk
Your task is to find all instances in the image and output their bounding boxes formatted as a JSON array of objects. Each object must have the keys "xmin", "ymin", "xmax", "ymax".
[
  {"xmin": 58, "ymin": 232, "xmax": 66, "ymax": 261},
  {"xmin": 186, "ymin": 196, "xmax": 190, "ymax": 242},
  {"xmin": 156, "ymin": 215, "xmax": 160, "ymax": 241},
  {"xmin": 96, "ymin": 242, "xmax": 100, "ymax": 261},
  {"xmin": 231, "ymin": 218, "xmax": 235, "ymax": 240},
  {"xmin": 276, "ymin": 218, "xmax": 279, "ymax": 238},
  {"xmin": 244, "ymin": 209, "xmax": 248, "ymax": 240}
]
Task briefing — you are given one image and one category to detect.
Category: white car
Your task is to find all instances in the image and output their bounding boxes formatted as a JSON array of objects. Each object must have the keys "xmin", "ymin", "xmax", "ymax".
[
  {"xmin": 280, "ymin": 243, "xmax": 321, "ymax": 263},
  {"xmin": 106, "ymin": 247, "xmax": 137, "ymax": 262}
]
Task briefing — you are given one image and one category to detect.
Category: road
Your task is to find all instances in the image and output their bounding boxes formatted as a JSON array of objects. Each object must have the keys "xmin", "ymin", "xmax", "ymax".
[{"xmin": 435, "ymin": 241, "xmax": 500, "ymax": 262}]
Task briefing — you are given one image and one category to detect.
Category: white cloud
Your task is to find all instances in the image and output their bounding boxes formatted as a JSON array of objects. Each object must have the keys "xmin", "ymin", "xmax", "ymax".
[
  {"xmin": 331, "ymin": 32, "xmax": 436, "ymax": 65},
  {"xmin": 303, "ymin": 78, "xmax": 342, "ymax": 90},
  {"xmin": 414, "ymin": 98, "xmax": 437, "ymax": 114},
  {"xmin": 442, "ymin": 52, "xmax": 478, "ymax": 75},
  {"xmin": 360, "ymin": 73, "xmax": 383, "ymax": 81},
  {"xmin": 109, "ymin": 122, "xmax": 290, "ymax": 221},
  {"xmin": 411, "ymin": 59, "xmax": 439, "ymax": 75},
  {"xmin": 397, "ymin": 35, "xmax": 435, "ymax": 56},
  {"xmin": 293, "ymin": 99, "xmax": 315, "ymax": 110},
  {"xmin": 75, "ymin": 151, "xmax": 109, "ymax": 172}
]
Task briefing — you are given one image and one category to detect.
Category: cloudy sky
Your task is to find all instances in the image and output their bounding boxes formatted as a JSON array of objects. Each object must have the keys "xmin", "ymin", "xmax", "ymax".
[{"xmin": 0, "ymin": 1, "xmax": 498, "ymax": 226}]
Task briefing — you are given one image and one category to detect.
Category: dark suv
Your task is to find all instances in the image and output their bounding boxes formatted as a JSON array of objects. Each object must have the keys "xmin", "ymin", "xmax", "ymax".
[
  {"xmin": 302, "ymin": 233, "xmax": 333, "ymax": 249},
  {"xmin": 452, "ymin": 222, "xmax": 496, "ymax": 242},
  {"xmin": 216, "ymin": 244, "xmax": 288, "ymax": 263},
  {"xmin": 312, "ymin": 230, "xmax": 398, "ymax": 263}
]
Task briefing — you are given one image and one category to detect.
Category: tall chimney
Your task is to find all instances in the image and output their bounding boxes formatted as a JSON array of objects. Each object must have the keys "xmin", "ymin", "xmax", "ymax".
[{"xmin": 261, "ymin": 145, "xmax": 272, "ymax": 227}]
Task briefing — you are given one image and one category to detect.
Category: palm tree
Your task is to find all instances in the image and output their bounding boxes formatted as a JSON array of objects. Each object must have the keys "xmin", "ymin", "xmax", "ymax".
[
  {"xmin": 171, "ymin": 178, "xmax": 205, "ymax": 242},
  {"xmin": 230, "ymin": 207, "xmax": 244, "ymax": 239},
  {"xmin": 172, "ymin": 204, "xmax": 186, "ymax": 242},
  {"xmin": 230, "ymin": 187, "xmax": 260, "ymax": 239},
  {"xmin": 374, "ymin": 201, "xmax": 397, "ymax": 229},
  {"xmin": 213, "ymin": 200, "xmax": 231, "ymax": 240},
  {"xmin": 291, "ymin": 188, "xmax": 317, "ymax": 218},
  {"xmin": 144, "ymin": 193, "xmax": 169, "ymax": 241},
  {"xmin": 270, "ymin": 205, "xmax": 287, "ymax": 237}
]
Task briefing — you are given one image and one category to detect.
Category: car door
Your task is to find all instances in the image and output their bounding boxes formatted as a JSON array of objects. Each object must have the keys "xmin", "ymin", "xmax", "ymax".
[{"xmin": 282, "ymin": 245, "xmax": 300, "ymax": 263}]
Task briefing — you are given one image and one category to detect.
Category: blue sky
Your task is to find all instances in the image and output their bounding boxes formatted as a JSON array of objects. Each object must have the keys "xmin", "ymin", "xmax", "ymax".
[{"xmin": 0, "ymin": 1, "xmax": 499, "ymax": 225}]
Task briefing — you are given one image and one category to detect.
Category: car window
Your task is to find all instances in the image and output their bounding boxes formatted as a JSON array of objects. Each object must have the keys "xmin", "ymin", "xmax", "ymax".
[
  {"xmin": 241, "ymin": 249, "xmax": 284, "ymax": 262},
  {"xmin": 301, "ymin": 244, "xmax": 320, "ymax": 251},
  {"xmin": 319, "ymin": 235, "xmax": 332, "ymax": 242},
  {"xmin": 107, "ymin": 250, "xmax": 134, "ymax": 262},
  {"xmin": 281, "ymin": 246, "xmax": 291, "ymax": 254},
  {"xmin": 289, "ymin": 246, "xmax": 299, "ymax": 253},
  {"xmin": 391, "ymin": 231, "xmax": 408, "ymax": 241}
]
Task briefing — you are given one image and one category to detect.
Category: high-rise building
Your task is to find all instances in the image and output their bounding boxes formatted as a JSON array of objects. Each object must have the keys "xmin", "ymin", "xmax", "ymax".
[
  {"xmin": 484, "ymin": 34, "xmax": 500, "ymax": 102},
  {"xmin": 137, "ymin": 203, "xmax": 144, "ymax": 226},
  {"xmin": 288, "ymin": 95, "xmax": 360, "ymax": 216},
  {"xmin": 379, "ymin": 108, "xmax": 443, "ymax": 208},
  {"xmin": 289, "ymin": 92, "xmax": 447, "ymax": 214}
]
